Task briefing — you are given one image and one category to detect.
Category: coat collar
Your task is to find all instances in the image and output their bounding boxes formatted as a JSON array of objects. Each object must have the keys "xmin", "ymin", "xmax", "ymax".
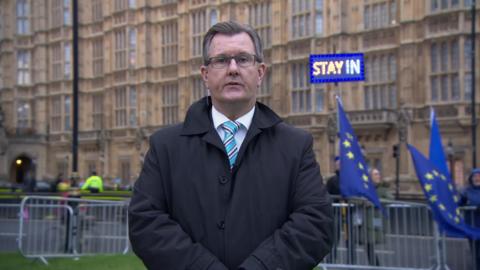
[{"xmin": 181, "ymin": 96, "xmax": 282, "ymax": 136}]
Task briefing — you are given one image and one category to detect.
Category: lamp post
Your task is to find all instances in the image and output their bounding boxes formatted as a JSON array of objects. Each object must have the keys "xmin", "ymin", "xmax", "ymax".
[
  {"xmin": 327, "ymin": 113, "xmax": 337, "ymax": 172},
  {"xmin": 396, "ymin": 107, "xmax": 408, "ymax": 199},
  {"xmin": 471, "ymin": 0, "xmax": 477, "ymax": 168},
  {"xmin": 446, "ymin": 139, "xmax": 455, "ymax": 185}
]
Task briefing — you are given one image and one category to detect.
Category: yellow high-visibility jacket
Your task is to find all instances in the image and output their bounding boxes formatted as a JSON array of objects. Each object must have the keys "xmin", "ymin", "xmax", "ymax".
[{"xmin": 81, "ymin": 175, "xmax": 104, "ymax": 192}]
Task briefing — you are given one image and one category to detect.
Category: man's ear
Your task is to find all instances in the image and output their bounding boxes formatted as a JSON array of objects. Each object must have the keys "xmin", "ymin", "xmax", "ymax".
[
  {"xmin": 201, "ymin": 66, "xmax": 208, "ymax": 82},
  {"xmin": 257, "ymin": 63, "xmax": 267, "ymax": 85}
]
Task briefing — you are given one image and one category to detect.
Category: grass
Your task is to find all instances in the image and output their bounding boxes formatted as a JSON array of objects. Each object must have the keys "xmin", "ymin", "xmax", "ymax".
[{"xmin": 0, "ymin": 252, "xmax": 146, "ymax": 270}]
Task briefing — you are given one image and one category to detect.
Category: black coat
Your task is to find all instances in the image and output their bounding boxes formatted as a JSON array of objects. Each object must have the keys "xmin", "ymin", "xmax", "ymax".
[{"xmin": 129, "ymin": 97, "xmax": 334, "ymax": 270}]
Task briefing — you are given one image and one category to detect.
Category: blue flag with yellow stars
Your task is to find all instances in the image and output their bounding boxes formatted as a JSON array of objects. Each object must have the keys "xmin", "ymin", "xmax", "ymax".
[
  {"xmin": 428, "ymin": 108, "xmax": 461, "ymax": 207},
  {"xmin": 408, "ymin": 144, "xmax": 480, "ymax": 239},
  {"xmin": 429, "ymin": 109, "xmax": 452, "ymax": 180},
  {"xmin": 337, "ymin": 97, "xmax": 383, "ymax": 210}
]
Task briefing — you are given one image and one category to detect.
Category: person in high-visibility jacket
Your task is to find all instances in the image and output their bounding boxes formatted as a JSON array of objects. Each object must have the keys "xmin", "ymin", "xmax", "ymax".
[{"xmin": 81, "ymin": 171, "xmax": 104, "ymax": 193}]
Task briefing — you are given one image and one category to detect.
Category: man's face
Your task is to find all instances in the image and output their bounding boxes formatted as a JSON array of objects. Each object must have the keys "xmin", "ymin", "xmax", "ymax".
[
  {"xmin": 472, "ymin": 173, "xmax": 480, "ymax": 186},
  {"xmin": 201, "ymin": 33, "xmax": 266, "ymax": 113},
  {"xmin": 371, "ymin": 169, "xmax": 381, "ymax": 184}
]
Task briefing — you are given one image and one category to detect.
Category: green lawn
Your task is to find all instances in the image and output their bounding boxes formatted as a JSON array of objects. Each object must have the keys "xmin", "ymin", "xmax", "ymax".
[{"xmin": 0, "ymin": 253, "xmax": 146, "ymax": 270}]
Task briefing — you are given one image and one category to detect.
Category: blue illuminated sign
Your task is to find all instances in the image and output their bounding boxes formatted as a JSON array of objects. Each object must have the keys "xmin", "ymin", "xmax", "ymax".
[{"xmin": 310, "ymin": 53, "xmax": 365, "ymax": 83}]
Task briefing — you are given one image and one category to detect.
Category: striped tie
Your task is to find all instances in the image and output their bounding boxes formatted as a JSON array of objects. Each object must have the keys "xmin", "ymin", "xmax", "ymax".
[{"xmin": 221, "ymin": 121, "xmax": 240, "ymax": 168}]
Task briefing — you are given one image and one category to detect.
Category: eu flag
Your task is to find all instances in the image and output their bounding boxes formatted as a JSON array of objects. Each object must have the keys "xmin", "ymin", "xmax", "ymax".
[
  {"xmin": 429, "ymin": 109, "xmax": 451, "ymax": 180},
  {"xmin": 408, "ymin": 144, "xmax": 480, "ymax": 239},
  {"xmin": 337, "ymin": 97, "xmax": 382, "ymax": 210}
]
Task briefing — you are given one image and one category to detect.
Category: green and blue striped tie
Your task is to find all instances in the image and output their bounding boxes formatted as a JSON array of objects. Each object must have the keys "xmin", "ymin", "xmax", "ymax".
[{"xmin": 221, "ymin": 121, "xmax": 240, "ymax": 169}]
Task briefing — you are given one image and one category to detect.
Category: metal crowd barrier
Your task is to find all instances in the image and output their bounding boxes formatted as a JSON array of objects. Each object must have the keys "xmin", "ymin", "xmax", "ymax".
[
  {"xmin": 2, "ymin": 195, "xmax": 477, "ymax": 269},
  {"xmin": 18, "ymin": 195, "xmax": 129, "ymax": 264},
  {"xmin": 319, "ymin": 198, "xmax": 442, "ymax": 270},
  {"xmin": 440, "ymin": 206, "xmax": 479, "ymax": 270},
  {"xmin": 0, "ymin": 203, "xmax": 22, "ymax": 252}
]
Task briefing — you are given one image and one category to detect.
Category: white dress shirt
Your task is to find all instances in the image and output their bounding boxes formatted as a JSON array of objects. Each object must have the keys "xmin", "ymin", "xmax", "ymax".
[{"xmin": 211, "ymin": 105, "xmax": 255, "ymax": 150}]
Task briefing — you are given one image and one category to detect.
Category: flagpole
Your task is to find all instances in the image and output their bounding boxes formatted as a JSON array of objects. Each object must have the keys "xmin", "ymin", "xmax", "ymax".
[{"xmin": 471, "ymin": 0, "xmax": 477, "ymax": 168}]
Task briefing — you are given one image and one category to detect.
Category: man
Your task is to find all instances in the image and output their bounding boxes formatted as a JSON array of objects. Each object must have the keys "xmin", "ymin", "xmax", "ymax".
[
  {"xmin": 460, "ymin": 168, "xmax": 480, "ymax": 270},
  {"xmin": 81, "ymin": 171, "xmax": 103, "ymax": 193},
  {"xmin": 129, "ymin": 21, "xmax": 334, "ymax": 270},
  {"xmin": 326, "ymin": 156, "xmax": 340, "ymax": 196}
]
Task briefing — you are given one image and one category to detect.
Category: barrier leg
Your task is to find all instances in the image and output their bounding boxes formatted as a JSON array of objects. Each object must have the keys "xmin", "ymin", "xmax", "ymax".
[{"xmin": 38, "ymin": 256, "xmax": 48, "ymax": 265}]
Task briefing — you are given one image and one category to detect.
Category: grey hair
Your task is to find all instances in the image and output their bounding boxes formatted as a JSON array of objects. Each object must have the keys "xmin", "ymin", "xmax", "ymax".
[{"xmin": 202, "ymin": 21, "xmax": 264, "ymax": 65}]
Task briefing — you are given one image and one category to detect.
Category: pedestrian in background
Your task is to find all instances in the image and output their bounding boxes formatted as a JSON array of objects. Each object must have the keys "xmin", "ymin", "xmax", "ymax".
[
  {"xmin": 52, "ymin": 173, "xmax": 63, "ymax": 192},
  {"xmin": 129, "ymin": 21, "xmax": 334, "ymax": 270},
  {"xmin": 360, "ymin": 168, "xmax": 393, "ymax": 266},
  {"xmin": 81, "ymin": 171, "xmax": 103, "ymax": 193},
  {"xmin": 460, "ymin": 168, "xmax": 480, "ymax": 270}
]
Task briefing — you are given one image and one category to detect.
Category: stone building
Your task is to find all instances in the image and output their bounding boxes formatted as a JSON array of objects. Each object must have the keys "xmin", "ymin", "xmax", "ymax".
[{"xmin": 0, "ymin": 0, "xmax": 478, "ymax": 197}]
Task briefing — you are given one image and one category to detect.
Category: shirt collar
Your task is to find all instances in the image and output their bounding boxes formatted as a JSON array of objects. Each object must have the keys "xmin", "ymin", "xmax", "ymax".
[{"xmin": 212, "ymin": 105, "xmax": 255, "ymax": 130}]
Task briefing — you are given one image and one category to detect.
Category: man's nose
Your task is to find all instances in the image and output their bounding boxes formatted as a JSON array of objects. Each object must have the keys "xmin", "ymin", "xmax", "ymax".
[{"xmin": 227, "ymin": 58, "xmax": 239, "ymax": 75}]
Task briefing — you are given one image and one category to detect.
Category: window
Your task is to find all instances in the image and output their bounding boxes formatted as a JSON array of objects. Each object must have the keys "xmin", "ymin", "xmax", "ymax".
[
  {"xmin": 129, "ymin": 0, "xmax": 136, "ymax": 8},
  {"xmin": 119, "ymin": 159, "xmax": 131, "ymax": 185},
  {"xmin": 315, "ymin": 0, "xmax": 323, "ymax": 35},
  {"xmin": 87, "ymin": 162, "xmax": 96, "ymax": 176},
  {"xmin": 17, "ymin": 50, "xmax": 31, "ymax": 85},
  {"xmin": 64, "ymin": 96, "xmax": 71, "ymax": 131},
  {"xmin": 464, "ymin": 37, "xmax": 472, "ymax": 100},
  {"xmin": 115, "ymin": 30, "xmax": 127, "ymax": 70},
  {"xmin": 50, "ymin": 95, "xmax": 70, "ymax": 132},
  {"xmin": 314, "ymin": 86, "xmax": 325, "ymax": 112},
  {"xmin": 129, "ymin": 86, "xmax": 137, "ymax": 126},
  {"xmin": 16, "ymin": 0, "xmax": 30, "ymax": 35},
  {"xmin": 161, "ymin": 22, "xmax": 178, "ymax": 65},
  {"xmin": 129, "ymin": 28, "xmax": 137, "ymax": 68},
  {"xmin": 364, "ymin": 53, "xmax": 397, "ymax": 109},
  {"xmin": 52, "ymin": 0, "xmax": 62, "ymax": 27},
  {"xmin": 191, "ymin": 0, "xmax": 207, "ymax": 5},
  {"xmin": 50, "ymin": 96, "xmax": 62, "ymax": 132},
  {"xmin": 430, "ymin": 39, "xmax": 468, "ymax": 102},
  {"xmin": 64, "ymin": 42, "xmax": 71, "ymax": 78},
  {"xmin": 210, "ymin": 9, "xmax": 218, "ymax": 27},
  {"xmin": 364, "ymin": 6, "xmax": 370, "ymax": 29},
  {"xmin": 162, "ymin": 83, "xmax": 179, "ymax": 125},
  {"xmin": 114, "ymin": 0, "xmax": 128, "ymax": 11},
  {"xmin": 431, "ymin": 0, "xmax": 463, "ymax": 11},
  {"xmin": 364, "ymin": 0, "xmax": 397, "ymax": 30},
  {"xmin": 51, "ymin": 43, "xmax": 70, "ymax": 80},
  {"xmin": 51, "ymin": 0, "xmax": 70, "ymax": 27},
  {"xmin": 291, "ymin": 62, "xmax": 311, "ymax": 113},
  {"xmin": 57, "ymin": 161, "xmax": 68, "ymax": 178},
  {"xmin": 115, "ymin": 87, "xmax": 127, "ymax": 127},
  {"xmin": 16, "ymin": 100, "xmax": 30, "ymax": 128},
  {"xmin": 258, "ymin": 71, "xmax": 272, "ymax": 107},
  {"xmin": 0, "ymin": 64, "xmax": 3, "ymax": 89},
  {"xmin": 249, "ymin": 2, "xmax": 272, "ymax": 48},
  {"xmin": 92, "ymin": 38, "xmax": 103, "ymax": 75},
  {"xmin": 191, "ymin": 9, "xmax": 207, "ymax": 57},
  {"xmin": 0, "ymin": 14, "xmax": 4, "ymax": 40},
  {"xmin": 291, "ymin": 0, "xmax": 311, "ymax": 39},
  {"xmin": 191, "ymin": 76, "xmax": 208, "ymax": 103},
  {"xmin": 91, "ymin": 0, "xmax": 103, "ymax": 22},
  {"xmin": 52, "ymin": 44, "xmax": 62, "ymax": 80},
  {"xmin": 115, "ymin": 28, "xmax": 136, "ymax": 70},
  {"xmin": 92, "ymin": 94, "xmax": 103, "ymax": 130},
  {"xmin": 114, "ymin": 86, "xmax": 136, "ymax": 127},
  {"xmin": 63, "ymin": 0, "xmax": 71, "ymax": 25}
]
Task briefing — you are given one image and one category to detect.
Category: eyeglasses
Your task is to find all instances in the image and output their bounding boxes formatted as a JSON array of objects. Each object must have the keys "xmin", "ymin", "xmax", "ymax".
[{"xmin": 206, "ymin": 53, "xmax": 259, "ymax": 69}]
